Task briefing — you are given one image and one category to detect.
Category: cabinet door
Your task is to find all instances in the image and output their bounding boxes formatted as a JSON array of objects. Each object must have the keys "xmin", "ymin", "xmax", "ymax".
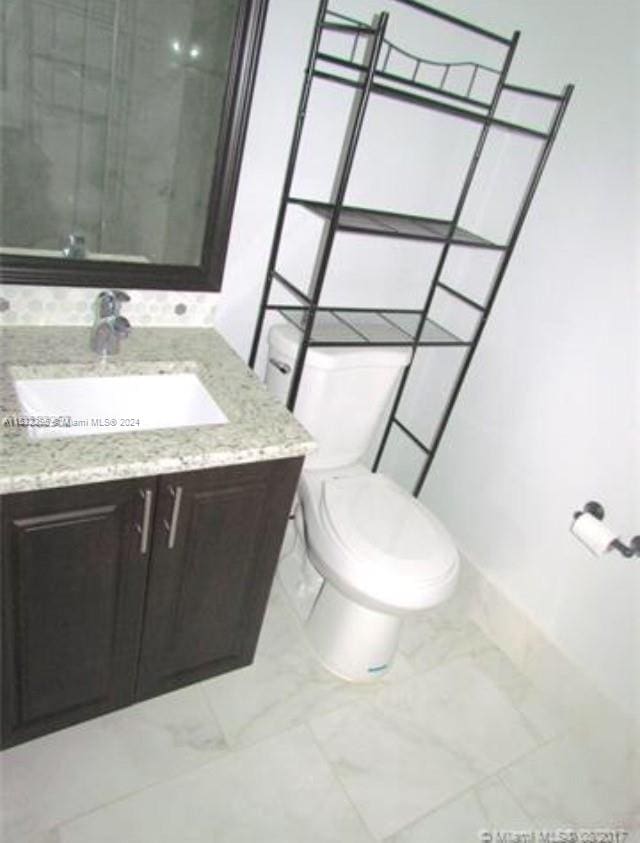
[
  {"xmin": 1, "ymin": 478, "xmax": 155, "ymax": 748},
  {"xmin": 137, "ymin": 458, "xmax": 302, "ymax": 699}
]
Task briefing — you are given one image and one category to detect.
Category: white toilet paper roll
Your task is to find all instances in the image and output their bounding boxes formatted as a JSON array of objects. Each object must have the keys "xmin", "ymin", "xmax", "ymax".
[{"xmin": 571, "ymin": 512, "xmax": 617, "ymax": 556}]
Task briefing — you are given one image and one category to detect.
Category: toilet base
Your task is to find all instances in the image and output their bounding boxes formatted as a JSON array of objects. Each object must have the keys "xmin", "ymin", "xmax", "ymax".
[{"xmin": 305, "ymin": 580, "xmax": 402, "ymax": 682}]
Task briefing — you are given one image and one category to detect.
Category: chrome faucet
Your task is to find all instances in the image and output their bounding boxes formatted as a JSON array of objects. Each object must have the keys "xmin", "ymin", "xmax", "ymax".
[
  {"xmin": 62, "ymin": 232, "xmax": 88, "ymax": 260},
  {"xmin": 91, "ymin": 290, "xmax": 131, "ymax": 356}
]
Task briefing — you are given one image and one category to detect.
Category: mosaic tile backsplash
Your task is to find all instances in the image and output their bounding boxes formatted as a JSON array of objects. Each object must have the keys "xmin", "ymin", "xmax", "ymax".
[{"xmin": 0, "ymin": 284, "xmax": 219, "ymax": 327}]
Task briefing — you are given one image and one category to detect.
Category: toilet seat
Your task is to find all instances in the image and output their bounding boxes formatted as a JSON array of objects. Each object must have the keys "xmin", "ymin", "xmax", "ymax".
[
  {"xmin": 300, "ymin": 468, "xmax": 459, "ymax": 613},
  {"xmin": 322, "ymin": 472, "xmax": 457, "ymax": 585}
]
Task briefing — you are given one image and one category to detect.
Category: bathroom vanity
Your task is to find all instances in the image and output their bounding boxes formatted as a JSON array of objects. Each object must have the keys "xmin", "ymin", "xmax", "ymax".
[{"xmin": 0, "ymin": 326, "xmax": 313, "ymax": 749}]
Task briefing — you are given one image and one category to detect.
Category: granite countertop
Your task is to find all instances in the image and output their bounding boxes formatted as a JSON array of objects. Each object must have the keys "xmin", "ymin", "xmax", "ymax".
[{"xmin": 0, "ymin": 326, "xmax": 315, "ymax": 494}]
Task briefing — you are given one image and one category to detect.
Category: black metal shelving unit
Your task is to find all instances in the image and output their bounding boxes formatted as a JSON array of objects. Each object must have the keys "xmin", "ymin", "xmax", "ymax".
[{"xmin": 249, "ymin": 0, "xmax": 573, "ymax": 497}]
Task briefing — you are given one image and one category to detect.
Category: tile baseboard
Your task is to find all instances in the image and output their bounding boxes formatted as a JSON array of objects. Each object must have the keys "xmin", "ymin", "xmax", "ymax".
[{"xmin": 463, "ymin": 558, "xmax": 632, "ymax": 733}]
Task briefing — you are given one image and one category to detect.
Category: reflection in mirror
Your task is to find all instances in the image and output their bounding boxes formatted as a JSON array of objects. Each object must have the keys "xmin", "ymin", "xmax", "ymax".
[{"xmin": 1, "ymin": 0, "xmax": 242, "ymax": 266}]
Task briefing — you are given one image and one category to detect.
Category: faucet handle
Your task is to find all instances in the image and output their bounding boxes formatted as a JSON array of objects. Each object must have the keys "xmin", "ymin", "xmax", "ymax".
[{"xmin": 96, "ymin": 289, "xmax": 130, "ymax": 317}]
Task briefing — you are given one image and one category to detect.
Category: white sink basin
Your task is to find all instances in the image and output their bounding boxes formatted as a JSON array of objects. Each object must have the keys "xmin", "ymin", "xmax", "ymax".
[{"xmin": 13, "ymin": 372, "xmax": 229, "ymax": 440}]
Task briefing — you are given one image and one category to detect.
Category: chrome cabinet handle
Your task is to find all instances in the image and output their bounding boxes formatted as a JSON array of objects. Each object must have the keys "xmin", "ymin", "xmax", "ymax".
[
  {"xmin": 135, "ymin": 488, "xmax": 153, "ymax": 554},
  {"xmin": 163, "ymin": 485, "xmax": 183, "ymax": 549}
]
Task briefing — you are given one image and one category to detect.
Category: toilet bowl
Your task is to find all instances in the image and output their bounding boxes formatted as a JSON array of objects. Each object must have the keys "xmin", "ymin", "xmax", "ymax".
[
  {"xmin": 265, "ymin": 323, "xmax": 459, "ymax": 681},
  {"xmin": 300, "ymin": 464, "xmax": 459, "ymax": 614},
  {"xmin": 299, "ymin": 464, "xmax": 459, "ymax": 680}
]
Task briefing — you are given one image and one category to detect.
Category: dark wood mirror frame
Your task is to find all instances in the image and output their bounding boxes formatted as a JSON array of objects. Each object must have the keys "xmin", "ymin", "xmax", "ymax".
[{"xmin": 0, "ymin": 0, "xmax": 269, "ymax": 293}]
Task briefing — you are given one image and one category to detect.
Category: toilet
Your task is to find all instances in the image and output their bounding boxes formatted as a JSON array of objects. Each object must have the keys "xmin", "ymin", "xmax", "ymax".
[{"xmin": 266, "ymin": 323, "xmax": 459, "ymax": 681}]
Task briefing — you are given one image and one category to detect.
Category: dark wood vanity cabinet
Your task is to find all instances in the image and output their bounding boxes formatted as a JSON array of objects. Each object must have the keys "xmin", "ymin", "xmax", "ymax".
[
  {"xmin": 1, "ymin": 457, "xmax": 302, "ymax": 749},
  {"xmin": 136, "ymin": 460, "xmax": 300, "ymax": 699},
  {"xmin": 0, "ymin": 479, "xmax": 151, "ymax": 748}
]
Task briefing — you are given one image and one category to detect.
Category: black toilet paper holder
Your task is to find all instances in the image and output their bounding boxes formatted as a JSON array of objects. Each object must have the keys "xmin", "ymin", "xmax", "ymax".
[{"xmin": 573, "ymin": 501, "xmax": 640, "ymax": 558}]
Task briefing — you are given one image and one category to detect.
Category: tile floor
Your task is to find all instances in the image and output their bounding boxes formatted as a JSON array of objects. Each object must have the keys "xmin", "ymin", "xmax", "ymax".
[{"xmin": 1, "ymin": 554, "xmax": 637, "ymax": 842}]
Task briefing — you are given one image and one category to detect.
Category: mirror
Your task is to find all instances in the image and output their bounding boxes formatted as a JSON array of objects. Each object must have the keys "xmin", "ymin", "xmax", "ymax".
[{"xmin": 0, "ymin": 0, "xmax": 268, "ymax": 290}]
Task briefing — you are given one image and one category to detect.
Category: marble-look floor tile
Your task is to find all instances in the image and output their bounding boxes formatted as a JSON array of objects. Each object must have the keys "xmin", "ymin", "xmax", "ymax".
[
  {"xmin": 56, "ymin": 725, "xmax": 374, "ymax": 843},
  {"xmin": 473, "ymin": 646, "xmax": 571, "ymax": 743},
  {"xmin": 309, "ymin": 655, "xmax": 538, "ymax": 839},
  {"xmin": 3, "ymin": 833, "xmax": 61, "ymax": 843},
  {"xmin": 0, "ymin": 684, "xmax": 227, "ymax": 842},
  {"xmin": 202, "ymin": 583, "xmax": 413, "ymax": 749},
  {"xmin": 387, "ymin": 776, "xmax": 533, "ymax": 842},
  {"xmin": 500, "ymin": 715, "xmax": 640, "ymax": 828},
  {"xmin": 399, "ymin": 602, "xmax": 493, "ymax": 673}
]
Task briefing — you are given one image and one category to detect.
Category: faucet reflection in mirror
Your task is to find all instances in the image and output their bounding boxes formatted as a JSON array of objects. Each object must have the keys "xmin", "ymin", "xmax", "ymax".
[{"xmin": 62, "ymin": 232, "xmax": 88, "ymax": 260}]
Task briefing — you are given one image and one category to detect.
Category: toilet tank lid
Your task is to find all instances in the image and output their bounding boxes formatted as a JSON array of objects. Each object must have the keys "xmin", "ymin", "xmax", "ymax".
[{"xmin": 268, "ymin": 323, "xmax": 412, "ymax": 371}]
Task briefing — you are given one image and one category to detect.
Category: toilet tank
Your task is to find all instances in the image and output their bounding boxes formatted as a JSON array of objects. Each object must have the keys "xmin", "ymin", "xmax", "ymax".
[{"xmin": 266, "ymin": 324, "xmax": 411, "ymax": 470}]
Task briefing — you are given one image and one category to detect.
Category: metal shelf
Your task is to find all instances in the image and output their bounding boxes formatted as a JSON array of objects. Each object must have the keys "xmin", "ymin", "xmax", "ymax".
[
  {"xmin": 312, "ymin": 9, "xmax": 559, "ymax": 140},
  {"xmin": 271, "ymin": 306, "xmax": 469, "ymax": 347},
  {"xmin": 313, "ymin": 64, "xmax": 551, "ymax": 141},
  {"xmin": 290, "ymin": 198, "xmax": 504, "ymax": 249},
  {"xmin": 249, "ymin": 0, "xmax": 573, "ymax": 497}
]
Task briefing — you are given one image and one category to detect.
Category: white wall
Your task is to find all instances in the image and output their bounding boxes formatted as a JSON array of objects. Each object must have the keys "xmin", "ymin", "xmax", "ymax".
[
  {"xmin": 215, "ymin": 0, "xmax": 639, "ymax": 715},
  {"xmin": 419, "ymin": 0, "xmax": 639, "ymax": 717}
]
